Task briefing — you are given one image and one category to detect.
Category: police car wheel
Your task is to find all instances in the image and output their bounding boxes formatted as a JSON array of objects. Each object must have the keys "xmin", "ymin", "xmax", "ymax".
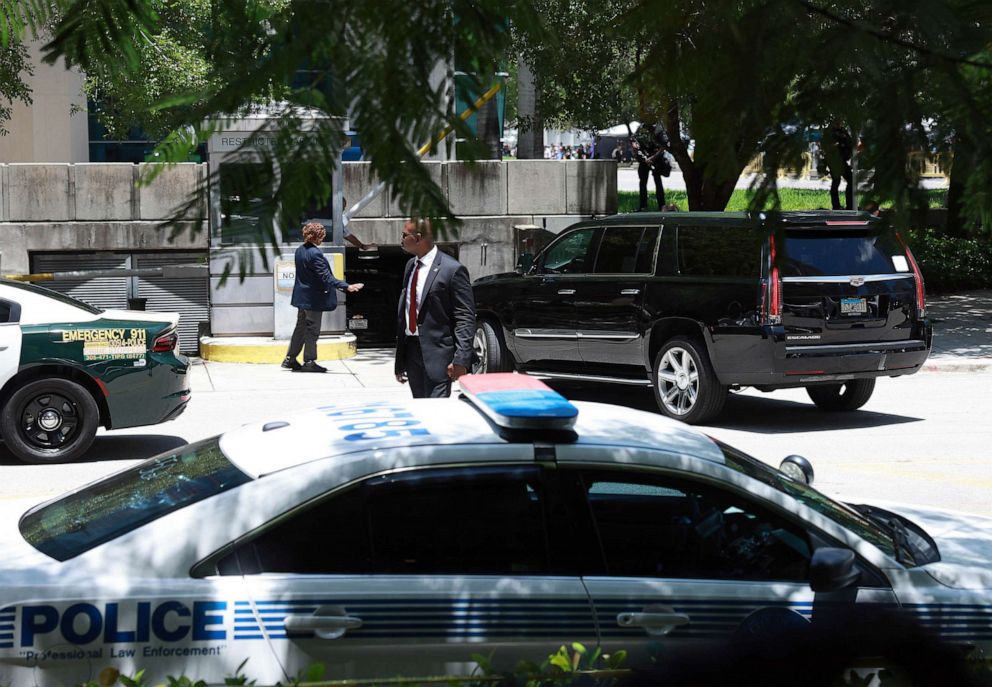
[
  {"xmin": 1, "ymin": 378, "xmax": 99, "ymax": 464},
  {"xmin": 652, "ymin": 336, "xmax": 727, "ymax": 424},
  {"xmin": 472, "ymin": 320, "xmax": 511, "ymax": 374},
  {"xmin": 806, "ymin": 379, "xmax": 876, "ymax": 411}
]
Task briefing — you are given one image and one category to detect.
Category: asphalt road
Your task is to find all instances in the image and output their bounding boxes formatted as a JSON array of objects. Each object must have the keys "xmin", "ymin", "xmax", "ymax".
[{"xmin": 1, "ymin": 353, "xmax": 989, "ymax": 516}]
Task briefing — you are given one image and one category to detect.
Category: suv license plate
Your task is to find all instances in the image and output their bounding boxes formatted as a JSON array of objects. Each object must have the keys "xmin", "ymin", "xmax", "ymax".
[
  {"xmin": 349, "ymin": 318, "xmax": 369, "ymax": 330},
  {"xmin": 840, "ymin": 297, "xmax": 867, "ymax": 315}
]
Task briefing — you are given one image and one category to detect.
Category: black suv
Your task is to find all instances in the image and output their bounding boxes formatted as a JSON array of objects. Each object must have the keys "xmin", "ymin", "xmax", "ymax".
[{"xmin": 472, "ymin": 211, "xmax": 932, "ymax": 423}]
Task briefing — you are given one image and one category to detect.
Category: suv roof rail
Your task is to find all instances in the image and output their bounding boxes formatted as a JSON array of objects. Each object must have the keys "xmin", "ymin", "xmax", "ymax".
[{"xmin": 762, "ymin": 210, "xmax": 879, "ymax": 226}]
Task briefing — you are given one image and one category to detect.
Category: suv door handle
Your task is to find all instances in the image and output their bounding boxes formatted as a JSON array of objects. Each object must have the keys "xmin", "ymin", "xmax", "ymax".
[
  {"xmin": 616, "ymin": 604, "xmax": 690, "ymax": 637},
  {"xmin": 285, "ymin": 606, "xmax": 362, "ymax": 639},
  {"xmin": 557, "ymin": 289, "xmax": 576, "ymax": 295},
  {"xmin": 620, "ymin": 289, "xmax": 641, "ymax": 295}
]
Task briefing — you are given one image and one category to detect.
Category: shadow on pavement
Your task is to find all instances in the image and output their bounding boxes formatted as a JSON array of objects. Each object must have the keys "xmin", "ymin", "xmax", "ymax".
[
  {"xmin": 545, "ymin": 381, "xmax": 923, "ymax": 433},
  {"xmin": 714, "ymin": 394, "xmax": 923, "ymax": 434},
  {"xmin": 0, "ymin": 434, "xmax": 187, "ymax": 466},
  {"xmin": 80, "ymin": 435, "xmax": 189, "ymax": 463}
]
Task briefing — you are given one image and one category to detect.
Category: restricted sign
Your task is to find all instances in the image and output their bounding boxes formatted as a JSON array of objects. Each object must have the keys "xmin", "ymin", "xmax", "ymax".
[{"xmin": 275, "ymin": 260, "xmax": 295, "ymax": 293}]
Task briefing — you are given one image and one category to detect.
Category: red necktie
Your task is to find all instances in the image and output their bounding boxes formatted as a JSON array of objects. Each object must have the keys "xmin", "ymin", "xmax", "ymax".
[{"xmin": 408, "ymin": 260, "xmax": 422, "ymax": 334}]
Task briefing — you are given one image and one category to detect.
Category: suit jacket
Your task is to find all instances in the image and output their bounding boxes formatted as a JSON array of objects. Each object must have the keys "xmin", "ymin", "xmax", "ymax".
[
  {"xmin": 394, "ymin": 250, "xmax": 476, "ymax": 382},
  {"xmin": 291, "ymin": 243, "xmax": 350, "ymax": 311}
]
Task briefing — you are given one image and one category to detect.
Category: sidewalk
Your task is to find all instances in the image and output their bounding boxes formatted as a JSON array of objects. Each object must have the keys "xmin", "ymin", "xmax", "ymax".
[{"xmin": 923, "ymin": 289, "xmax": 992, "ymax": 371}]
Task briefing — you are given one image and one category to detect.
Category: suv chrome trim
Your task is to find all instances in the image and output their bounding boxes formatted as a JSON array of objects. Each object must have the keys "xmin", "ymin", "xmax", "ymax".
[
  {"xmin": 782, "ymin": 274, "xmax": 913, "ymax": 283},
  {"xmin": 576, "ymin": 331, "xmax": 639, "ymax": 341},
  {"xmin": 786, "ymin": 341, "xmax": 928, "ymax": 354},
  {"xmin": 530, "ymin": 371, "xmax": 652, "ymax": 386},
  {"xmin": 515, "ymin": 329, "xmax": 578, "ymax": 339}
]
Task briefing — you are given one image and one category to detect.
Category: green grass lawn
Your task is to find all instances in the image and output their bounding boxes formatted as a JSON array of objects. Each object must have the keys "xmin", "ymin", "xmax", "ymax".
[{"xmin": 617, "ymin": 188, "xmax": 948, "ymax": 213}]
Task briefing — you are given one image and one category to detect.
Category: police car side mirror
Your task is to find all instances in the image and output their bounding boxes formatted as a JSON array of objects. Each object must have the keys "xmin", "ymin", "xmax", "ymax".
[
  {"xmin": 516, "ymin": 252, "xmax": 535, "ymax": 273},
  {"xmin": 779, "ymin": 454, "xmax": 815, "ymax": 485},
  {"xmin": 809, "ymin": 547, "xmax": 860, "ymax": 592}
]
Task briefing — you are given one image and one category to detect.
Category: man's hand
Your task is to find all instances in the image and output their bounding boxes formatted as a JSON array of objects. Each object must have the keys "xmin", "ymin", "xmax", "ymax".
[
  {"xmin": 448, "ymin": 363, "xmax": 468, "ymax": 380},
  {"xmin": 396, "ymin": 372, "xmax": 407, "ymax": 384},
  {"xmin": 347, "ymin": 283, "xmax": 364, "ymax": 293}
]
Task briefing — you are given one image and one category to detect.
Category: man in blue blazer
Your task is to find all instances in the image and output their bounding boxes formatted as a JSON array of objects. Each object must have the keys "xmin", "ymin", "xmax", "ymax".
[
  {"xmin": 283, "ymin": 222, "xmax": 363, "ymax": 373},
  {"xmin": 394, "ymin": 217, "xmax": 476, "ymax": 397}
]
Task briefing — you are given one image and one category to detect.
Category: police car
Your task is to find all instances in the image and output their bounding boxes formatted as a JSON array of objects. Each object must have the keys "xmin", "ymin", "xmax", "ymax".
[
  {"xmin": 0, "ymin": 374, "xmax": 989, "ymax": 686},
  {"xmin": 0, "ymin": 280, "xmax": 190, "ymax": 464}
]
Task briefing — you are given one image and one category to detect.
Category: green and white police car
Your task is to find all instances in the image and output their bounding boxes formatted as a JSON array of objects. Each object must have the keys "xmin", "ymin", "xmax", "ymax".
[
  {"xmin": 0, "ymin": 374, "xmax": 989, "ymax": 686},
  {"xmin": 0, "ymin": 279, "xmax": 190, "ymax": 464}
]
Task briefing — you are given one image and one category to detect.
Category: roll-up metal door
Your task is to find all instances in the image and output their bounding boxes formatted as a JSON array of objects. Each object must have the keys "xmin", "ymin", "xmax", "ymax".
[
  {"xmin": 134, "ymin": 253, "xmax": 209, "ymax": 354},
  {"xmin": 30, "ymin": 253, "xmax": 131, "ymax": 311},
  {"xmin": 30, "ymin": 252, "xmax": 208, "ymax": 354}
]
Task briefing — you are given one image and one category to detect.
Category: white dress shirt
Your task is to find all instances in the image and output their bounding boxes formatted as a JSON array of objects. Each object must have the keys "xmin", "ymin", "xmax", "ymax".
[{"xmin": 404, "ymin": 246, "xmax": 438, "ymax": 336}]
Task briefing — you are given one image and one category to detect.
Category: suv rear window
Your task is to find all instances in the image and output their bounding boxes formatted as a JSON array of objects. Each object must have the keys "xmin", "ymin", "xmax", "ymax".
[
  {"xmin": 781, "ymin": 228, "xmax": 906, "ymax": 277},
  {"xmin": 20, "ymin": 438, "xmax": 251, "ymax": 561}
]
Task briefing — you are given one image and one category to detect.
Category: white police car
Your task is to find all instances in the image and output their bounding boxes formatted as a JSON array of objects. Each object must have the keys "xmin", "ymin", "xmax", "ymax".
[{"xmin": 0, "ymin": 374, "xmax": 989, "ymax": 686}]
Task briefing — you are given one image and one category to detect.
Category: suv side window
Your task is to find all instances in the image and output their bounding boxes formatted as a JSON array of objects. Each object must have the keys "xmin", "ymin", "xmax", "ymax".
[
  {"xmin": 576, "ymin": 469, "xmax": 811, "ymax": 581},
  {"xmin": 677, "ymin": 226, "xmax": 762, "ymax": 277},
  {"xmin": 541, "ymin": 227, "xmax": 597, "ymax": 274},
  {"xmin": 219, "ymin": 465, "xmax": 549, "ymax": 575},
  {"xmin": 594, "ymin": 226, "xmax": 659, "ymax": 274}
]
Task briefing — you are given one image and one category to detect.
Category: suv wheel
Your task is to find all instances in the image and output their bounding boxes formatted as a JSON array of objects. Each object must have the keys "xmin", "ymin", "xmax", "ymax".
[
  {"xmin": 806, "ymin": 379, "xmax": 876, "ymax": 411},
  {"xmin": 472, "ymin": 320, "xmax": 511, "ymax": 373},
  {"xmin": 652, "ymin": 337, "xmax": 727, "ymax": 424},
  {"xmin": 1, "ymin": 378, "xmax": 99, "ymax": 464}
]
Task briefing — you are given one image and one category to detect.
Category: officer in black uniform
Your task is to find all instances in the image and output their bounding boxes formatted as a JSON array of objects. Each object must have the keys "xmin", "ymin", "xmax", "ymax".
[{"xmin": 632, "ymin": 123, "xmax": 671, "ymax": 211}]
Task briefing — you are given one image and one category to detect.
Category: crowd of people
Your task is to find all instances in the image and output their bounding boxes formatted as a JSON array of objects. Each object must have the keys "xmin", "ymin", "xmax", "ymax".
[{"xmin": 543, "ymin": 142, "xmax": 596, "ymax": 159}]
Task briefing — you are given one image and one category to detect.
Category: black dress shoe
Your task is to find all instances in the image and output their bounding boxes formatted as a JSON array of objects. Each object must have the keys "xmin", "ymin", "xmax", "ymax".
[
  {"xmin": 281, "ymin": 357, "xmax": 302, "ymax": 371},
  {"xmin": 296, "ymin": 361, "xmax": 327, "ymax": 373}
]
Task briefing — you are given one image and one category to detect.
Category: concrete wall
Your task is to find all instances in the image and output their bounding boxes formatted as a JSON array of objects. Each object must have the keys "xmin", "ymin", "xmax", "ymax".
[
  {"xmin": 0, "ymin": 163, "xmax": 208, "ymax": 274},
  {"xmin": 0, "ymin": 159, "xmax": 616, "ymax": 336}
]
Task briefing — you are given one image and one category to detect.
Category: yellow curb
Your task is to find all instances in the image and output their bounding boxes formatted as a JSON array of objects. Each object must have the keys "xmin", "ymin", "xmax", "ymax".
[{"xmin": 199, "ymin": 335, "xmax": 357, "ymax": 363}]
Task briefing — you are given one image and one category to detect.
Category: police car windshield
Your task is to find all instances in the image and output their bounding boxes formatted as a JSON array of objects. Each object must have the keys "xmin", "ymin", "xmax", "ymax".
[
  {"xmin": 1, "ymin": 280, "xmax": 102, "ymax": 314},
  {"xmin": 716, "ymin": 440, "xmax": 900, "ymax": 561},
  {"xmin": 20, "ymin": 438, "xmax": 251, "ymax": 561}
]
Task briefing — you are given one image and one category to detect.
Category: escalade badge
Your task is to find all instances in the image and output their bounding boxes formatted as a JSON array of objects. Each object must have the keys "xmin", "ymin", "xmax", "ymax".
[{"xmin": 849, "ymin": 276, "xmax": 865, "ymax": 286}]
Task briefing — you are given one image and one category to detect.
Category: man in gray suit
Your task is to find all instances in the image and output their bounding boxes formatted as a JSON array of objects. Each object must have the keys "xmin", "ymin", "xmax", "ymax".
[{"xmin": 394, "ymin": 217, "xmax": 476, "ymax": 398}]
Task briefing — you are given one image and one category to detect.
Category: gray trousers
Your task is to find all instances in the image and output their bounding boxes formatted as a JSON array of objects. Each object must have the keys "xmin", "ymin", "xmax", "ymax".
[
  {"xmin": 286, "ymin": 308, "xmax": 322, "ymax": 362},
  {"xmin": 404, "ymin": 336, "xmax": 452, "ymax": 398}
]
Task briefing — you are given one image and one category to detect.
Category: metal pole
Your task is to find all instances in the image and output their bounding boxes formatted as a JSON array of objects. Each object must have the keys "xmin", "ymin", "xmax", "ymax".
[{"xmin": 2, "ymin": 265, "xmax": 209, "ymax": 282}]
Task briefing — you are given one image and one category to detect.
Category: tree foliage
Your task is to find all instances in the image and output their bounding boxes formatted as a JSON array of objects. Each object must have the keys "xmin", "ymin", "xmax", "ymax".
[
  {"xmin": 520, "ymin": 0, "xmax": 992, "ymax": 228},
  {"xmin": 0, "ymin": 33, "xmax": 31, "ymax": 136}
]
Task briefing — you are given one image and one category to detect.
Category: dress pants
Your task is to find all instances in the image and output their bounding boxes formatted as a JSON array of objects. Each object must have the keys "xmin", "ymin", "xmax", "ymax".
[
  {"xmin": 404, "ymin": 336, "xmax": 452, "ymax": 398},
  {"xmin": 286, "ymin": 308, "xmax": 322, "ymax": 362}
]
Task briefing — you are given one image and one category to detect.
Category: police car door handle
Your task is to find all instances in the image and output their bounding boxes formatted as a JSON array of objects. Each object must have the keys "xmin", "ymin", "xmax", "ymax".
[
  {"xmin": 284, "ymin": 612, "xmax": 363, "ymax": 638},
  {"xmin": 620, "ymin": 288, "xmax": 640, "ymax": 295},
  {"xmin": 558, "ymin": 289, "xmax": 576, "ymax": 295},
  {"xmin": 616, "ymin": 605, "xmax": 690, "ymax": 636}
]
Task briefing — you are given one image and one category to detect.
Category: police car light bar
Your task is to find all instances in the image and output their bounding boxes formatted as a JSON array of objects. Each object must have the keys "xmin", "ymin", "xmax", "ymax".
[{"xmin": 459, "ymin": 373, "xmax": 578, "ymax": 430}]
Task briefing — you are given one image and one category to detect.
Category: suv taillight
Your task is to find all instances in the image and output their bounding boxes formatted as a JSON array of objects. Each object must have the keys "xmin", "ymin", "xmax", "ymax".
[
  {"xmin": 763, "ymin": 235, "xmax": 782, "ymax": 324},
  {"xmin": 896, "ymin": 232, "xmax": 926, "ymax": 318},
  {"xmin": 153, "ymin": 330, "xmax": 178, "ymax": 353}
]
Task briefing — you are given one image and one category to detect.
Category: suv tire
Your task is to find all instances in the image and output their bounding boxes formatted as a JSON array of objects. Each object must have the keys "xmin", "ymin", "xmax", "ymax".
[
  {"xmin": 806, "ymin": 379, "xmax": 876, "ymax": 411},
  {"xmin": 472, "ymin": 320, "xmax": 512, "ymax": 373},
  {"xmin": 1, "ymin": 377, "xmax": 99, "ymax": 464},
  {"xmin": 652, "ymin": 337, "xmax": 727, "ymax": 424}
]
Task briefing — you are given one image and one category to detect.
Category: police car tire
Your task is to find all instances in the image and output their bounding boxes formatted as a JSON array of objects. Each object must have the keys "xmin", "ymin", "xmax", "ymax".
[
  {"xmin": 652, "ymin": 336, "xmax": 727, "ymax": 425},
  {"xmin": 474, "ymin": 320, "xmax": 512, "ymax": 373},
  {"xmin": 806, "ymin": 379, "xmax": 876, "ymax": 411},
  {"xmin": 1, "ymin": 378, "xmax": 99, "ymax": 464}
]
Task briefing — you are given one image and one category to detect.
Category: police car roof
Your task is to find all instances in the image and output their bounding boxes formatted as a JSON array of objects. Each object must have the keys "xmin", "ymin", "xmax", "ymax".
[{"xmin": 219, "ymin": 395, "xmax": 724, "ymax": 478}]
